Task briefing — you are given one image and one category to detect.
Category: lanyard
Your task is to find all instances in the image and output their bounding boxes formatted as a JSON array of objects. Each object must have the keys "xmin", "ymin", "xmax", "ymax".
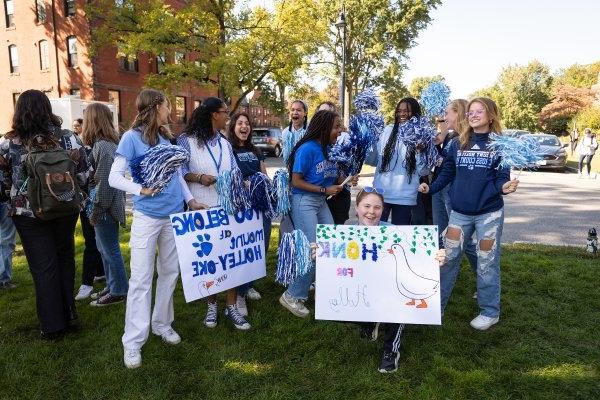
[{"xmin": 204, "ymin": 137, "xmax": 223, "ymax": 173}]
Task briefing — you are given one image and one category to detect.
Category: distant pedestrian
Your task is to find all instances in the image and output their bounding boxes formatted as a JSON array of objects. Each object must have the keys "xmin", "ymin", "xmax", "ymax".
[
  {"xmin": 570, "ymin": 128, "xmax": 579, "ymax": 156},
  {"xmin": 578, "ymin": 128, "xmax": 598, "ymax": 178}
]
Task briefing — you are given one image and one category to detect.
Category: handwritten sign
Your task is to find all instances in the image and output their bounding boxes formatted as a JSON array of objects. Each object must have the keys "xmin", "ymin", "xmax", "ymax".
[
  {"xmin": 171, "ymin": 207, "xmax": 266, "ymax": 302},
  {"xmin": 315, "ymin": 224, "xmax": 441, "ymax": 325}
]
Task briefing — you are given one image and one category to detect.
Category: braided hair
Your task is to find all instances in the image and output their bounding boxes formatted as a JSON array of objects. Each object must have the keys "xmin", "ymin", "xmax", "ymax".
[
  {"xmin": 184, "ymin": 97, "xmax": 224, "ymax": 147},
  {"xmin": 380, "ymin": 97, "xmax": 422, "ymax": 182},
  {"xmin": 287, "ymin": 109, "xmax": 338, "ymax": 178}
]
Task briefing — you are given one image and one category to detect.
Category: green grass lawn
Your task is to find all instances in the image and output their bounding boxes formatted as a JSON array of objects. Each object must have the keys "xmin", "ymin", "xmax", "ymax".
[{"xmin": 1, "ymin": 222, "xmax": 599, "ymax": 400}]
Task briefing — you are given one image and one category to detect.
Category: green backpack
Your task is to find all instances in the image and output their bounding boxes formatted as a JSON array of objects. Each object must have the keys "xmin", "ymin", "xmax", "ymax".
[{"xmin": 25, "ymin": 134, "xmax": 83, "ymax": 220}]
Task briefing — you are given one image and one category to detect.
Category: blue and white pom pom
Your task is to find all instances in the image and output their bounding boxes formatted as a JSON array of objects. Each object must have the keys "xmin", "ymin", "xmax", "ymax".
[
  {"xmin": 216, "ymin": 168, "xmax": 251, "ymax": 215},
  {"xmin": 248, "ymin": 172, "xmax": 277, "ymax": 219},
  {"xmin": 272, "ymin": 168, "xmax": 291, "ymax": 216},
  {"xmin": 275, "ymin": 229, "xmax": 312, "ymax": 286},
  {"xmin": 421, "ymin": 81, "xmax": 451, "ymax": 118},
  {"xmin": 397, "ymin": 116, "xmax": 438, "ymax": 170},
  {"xmin": 354, "ymin": 88, "xmax": 381, "ymax": 111},
  {"xmin": 130, "ymin": 144, "xmax": 190, "ymax": 192},
  {"xmin": 488, "ymin": 133, "xmax": 543, "ymax": 169}
]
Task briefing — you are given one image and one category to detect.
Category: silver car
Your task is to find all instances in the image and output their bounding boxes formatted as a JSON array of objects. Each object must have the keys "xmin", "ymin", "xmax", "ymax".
[{"xmin": 525, "ymin": 133, "xmax": 568, "ymax": 172}]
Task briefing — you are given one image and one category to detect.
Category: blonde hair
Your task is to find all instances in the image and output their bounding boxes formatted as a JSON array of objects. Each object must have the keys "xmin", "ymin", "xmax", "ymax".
[
  {"xmin": 448, "ymin": 99, "xmax": 468, "ymax": 136},
  {"xmin": 81, "ymin": 103, "xmax": 120, "ymax": 146},
  {"xmin": 131, "ymin": 88, "xmax": 173, "ymax": 146},
  {"xmin": 459, "ymin": 97, "xmax": 502, "ymax": 149}
]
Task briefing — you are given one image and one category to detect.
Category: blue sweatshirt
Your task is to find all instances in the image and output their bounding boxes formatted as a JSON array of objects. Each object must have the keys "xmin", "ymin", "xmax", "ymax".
[{"xmin": 429, "ymin": 133, "xmax": 510, "ymax": 216}]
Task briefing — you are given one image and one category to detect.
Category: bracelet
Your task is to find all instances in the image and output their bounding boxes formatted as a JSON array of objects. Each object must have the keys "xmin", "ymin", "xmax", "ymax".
[{"xmin": 198, "ymin": 174, "xmax": 205, "ymax": 185}]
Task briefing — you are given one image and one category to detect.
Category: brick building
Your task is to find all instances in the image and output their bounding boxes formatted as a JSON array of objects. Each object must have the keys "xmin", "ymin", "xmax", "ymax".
[{"xmin": 0, "ymin": 0, "xmax": 280, "ymax": 134}]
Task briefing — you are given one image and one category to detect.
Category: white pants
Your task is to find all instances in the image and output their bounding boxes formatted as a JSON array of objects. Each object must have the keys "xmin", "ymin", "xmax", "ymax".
[{"xmin": 122, "ymin": 211, "xmax": 180, "ymax": 350}]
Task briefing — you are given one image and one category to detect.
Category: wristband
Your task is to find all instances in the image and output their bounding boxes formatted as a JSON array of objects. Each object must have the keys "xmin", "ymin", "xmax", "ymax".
[{"xmin": 320, "ymin": 186, "xmax": 326, "ymax": 194}]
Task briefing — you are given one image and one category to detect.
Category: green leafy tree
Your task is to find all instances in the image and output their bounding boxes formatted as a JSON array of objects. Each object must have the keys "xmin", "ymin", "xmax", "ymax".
[
  {"xmin": 409, "ymin": 75, "xmax": 445, "ymax": 99},
  {"xmin": 317, "ymin": 0, "xmax": 441, "ymax": 109},
  {"xmin": 573, "ymin": 106, "xmax": 600, "ymax": 131},
  {"xmin": 87, "ymin": 0, "xmax": 325, "ymax": 111},
  {"xmin": 554, "ymin": 61, "xmax": 600, "ymax": 88}
]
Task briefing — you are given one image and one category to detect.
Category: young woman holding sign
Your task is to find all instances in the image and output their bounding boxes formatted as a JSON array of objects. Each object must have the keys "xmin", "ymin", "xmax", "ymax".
[
  {"xmin": 109, "ymin": 89, "xmax": 203, "ymax": 369},
  {"xmin": 280, "ymin": 110, "xmax": 358, "ymax": 318},
  {"xmin": 350, "ymin": 188, "xmax": 445, "ymax": 373},
  {"xmin": 177, "ymin": 98, "xmax": 251, "ymax": 331}
]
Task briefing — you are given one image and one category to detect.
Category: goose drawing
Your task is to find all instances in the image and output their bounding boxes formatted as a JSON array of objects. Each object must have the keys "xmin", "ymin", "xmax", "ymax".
[{"xmin": 387, "ymin": 243, "xmax": 439, "ymax": 309}]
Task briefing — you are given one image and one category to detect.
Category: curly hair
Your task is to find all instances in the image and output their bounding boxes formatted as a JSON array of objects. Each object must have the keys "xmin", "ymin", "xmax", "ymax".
[{"xmin": 8, "ymin": 90, "xmax": 62, "ymax": 141}]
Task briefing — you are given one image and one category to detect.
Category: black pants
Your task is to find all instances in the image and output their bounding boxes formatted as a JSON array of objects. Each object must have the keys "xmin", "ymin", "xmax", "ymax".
[
  {"xmin": 13, "ymin": 213, "xmax": 79, "ymax": 334},
  {"xmin": 79, "ymin": 211, "xmax": 104, "ymax": 285},
  {"xmin": 327, "ymin": 188, "xmax": 351, "ymax": 225},
  {"xmin": 382, "ymin": 203, "xmax": 412, "ymax": 225},
  {"xmin": 360, "ymin": 322, "xmax": 405, "ymax": 353},
  {"xmin": 579, "ymin": 154, "xmax": 594, "ymax": 174}
]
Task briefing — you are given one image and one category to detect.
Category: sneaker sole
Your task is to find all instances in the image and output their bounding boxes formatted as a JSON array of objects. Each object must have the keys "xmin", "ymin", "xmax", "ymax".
[
  {"xmin": 204, "ymin": 321, "xmax": 217, "ymax": 328},
  {"xmin": 90, "ymin": 299, "xmax": 124, "ymax": 307},
  {"xmin": 125, "ymin": 361, "xmax": 142, "ymax": 369},
  {"xmin": 470, "ymin": 319, "xmax": 499, "ymax": 330},
  {"xmin": 278, "ymin": 296, "xmax": 310, "ymax": 318}
]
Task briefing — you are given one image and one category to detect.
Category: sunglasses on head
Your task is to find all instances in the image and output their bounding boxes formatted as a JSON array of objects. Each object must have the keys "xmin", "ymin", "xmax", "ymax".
[{"xmin": 361, "ymin": 186, "xmax": 385, "ymax": 195}]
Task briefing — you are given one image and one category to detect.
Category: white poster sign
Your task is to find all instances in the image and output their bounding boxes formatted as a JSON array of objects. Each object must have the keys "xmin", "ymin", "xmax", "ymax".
[
  {"xmin": 315, "ymin": 224, "xmax": 441, "ymax": 325},
  {"xmin": 171, "ymin": 207, "xmax": 266, "ymax": 302}
]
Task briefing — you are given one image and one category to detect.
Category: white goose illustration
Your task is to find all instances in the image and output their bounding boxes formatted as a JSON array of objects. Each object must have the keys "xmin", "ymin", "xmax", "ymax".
[{"xmin": 387, "ymin": 243, "xmax": 439, "ymax": 309}]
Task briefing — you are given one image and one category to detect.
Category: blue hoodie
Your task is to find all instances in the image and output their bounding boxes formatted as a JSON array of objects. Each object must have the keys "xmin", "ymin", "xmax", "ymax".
[{"xmin": 429, "ymin": 133, "xmax": 510, "ymax": 216}]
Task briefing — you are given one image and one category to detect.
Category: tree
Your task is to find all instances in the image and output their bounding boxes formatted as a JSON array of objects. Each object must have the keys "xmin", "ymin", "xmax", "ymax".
[
  {"xmin": 554, "ymin": 61, "xmax": 600, "ymax": 88},
  {"xmin": 539, "ymin": 85, "xmax": 594, "ymax": 133},
  {"xmin": 409, "ymin": 75, "xmax": 445, "ymax": 99},
  {"xmin": 87, "ymin": 0, "xmax": 326, "ymax": 111},
  {"xmin": 472, "ymin": 61, "xmax": 553, "ymax": 132},
  {"xmin": 317, "ymin": 0, "xmax": 441, "ymax": 110},
  {"xmin": 573, "ymin": 106, "xmax": 600, "ymax": 131}
]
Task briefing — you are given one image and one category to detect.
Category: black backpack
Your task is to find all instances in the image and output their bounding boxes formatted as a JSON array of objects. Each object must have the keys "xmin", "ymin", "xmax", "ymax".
[{"xmin": 25, "ymin": 133, "xmax": 83, "ymax": 220}]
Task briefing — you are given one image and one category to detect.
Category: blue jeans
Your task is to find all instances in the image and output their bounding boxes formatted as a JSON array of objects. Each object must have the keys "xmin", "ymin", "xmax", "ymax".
[
  {"xmin": 440, "ymin": 208, "xmax": 504, "ymax": 318},
  {"xmin": 432, "ymin": 185, "xmax": 478, "ymax": 274},
  {"xmin": 94, "ymin": 215, "xmax": 129, "ymax": 296},
  {"xmin": 0, "ymin": 202, "xmax": 16, "ymax": 283},
  {"xmin": 381, "ymin": 203, "xmax": 412, "ymax": 225},
  {"xmin": 286, "ymin": 193, "xmax": 333, "ymax": 300},
  {"xmin": 237, "ymin": 213, "xmax": 272, "ymax": 296}
]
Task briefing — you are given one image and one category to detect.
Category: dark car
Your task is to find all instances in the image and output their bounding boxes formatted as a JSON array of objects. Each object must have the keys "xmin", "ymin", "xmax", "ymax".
[
  {"xmin": 524, "ymin": 133, "xmax": 568, "ymax": 172},
  {"xmin": 503, "ymin": 129, "xmax": 530, "ymax": 138},
  {"xmin": 251, "ymin": 127, "xmax": 283, "ymax": 157}
]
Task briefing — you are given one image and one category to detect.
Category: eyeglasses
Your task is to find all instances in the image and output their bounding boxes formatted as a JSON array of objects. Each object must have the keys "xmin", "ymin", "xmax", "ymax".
[
  {"xmin": 361, "ymin": 186, "xmax": 385, "ymax": 195},
  {"xmin": 466, "ymin": 110, "xmax": 485, "ymax": 118}
]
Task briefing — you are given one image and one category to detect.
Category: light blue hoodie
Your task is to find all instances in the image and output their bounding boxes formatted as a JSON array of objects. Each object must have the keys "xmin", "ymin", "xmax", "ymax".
[{"xmin": 372, "ymin": 125, "xmax": 429, "ymax": 205}]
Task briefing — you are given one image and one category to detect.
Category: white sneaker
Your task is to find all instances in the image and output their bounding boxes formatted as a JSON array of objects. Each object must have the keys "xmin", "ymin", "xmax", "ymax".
[
  {"xmin": 246, "ymin": 288, "xmax": 262, "ymax": 300},
  {"xmin": 204, "ymin": 302, "xmax": 218, "ymax": 328},
  {"xmin": 124, "ymin": 348, "xmax": 142, "ymax": 369},
  {"xmin": 236, "ymin": 295, "xmax": 248, "ymax": 317},
  {"xmin": 470, "ymin": 314, "xmax": 499, "ymax": 330},
  {"xmin": 279, "ymin": 292, "xmax": 310, "ymax": 318},
  {"xmin": 75, "ymin": 285, "xmax": 93, "ymax": 301},
  {"xmin": 153, "ymin": 327, "xmax": 181, "ymax": 345}
]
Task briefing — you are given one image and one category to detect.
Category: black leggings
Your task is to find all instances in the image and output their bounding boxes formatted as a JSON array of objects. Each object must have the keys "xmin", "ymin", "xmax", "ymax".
[
  {"xmin": 382, "ymin": 203, "xmax": 412, "ymax": 225},
  {"xmin": 579, "ymin": 154, "xmax": 594, "ymax": 174}
]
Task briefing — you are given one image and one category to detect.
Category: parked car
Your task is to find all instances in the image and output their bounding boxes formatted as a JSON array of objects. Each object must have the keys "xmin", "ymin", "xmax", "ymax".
[
  {"xmin": 523, "ymin": 133, "xmax": 568, "ymax": 172},
  {"xmin": 251, "ymin": 127, "xmax": 283, "ymax": 157},
  {"xmin": 503, "ymin": 129, "xmax": 530, "ymax": 138}
]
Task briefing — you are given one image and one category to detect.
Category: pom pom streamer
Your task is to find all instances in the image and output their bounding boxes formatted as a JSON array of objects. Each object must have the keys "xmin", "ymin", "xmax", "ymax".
[
  {"xmin": 275, "ymin": 229, "xmax": 312, "ymax": 286},
  {"xmin": 488, "ymin": 133, "xmax": 543, "ymax": 170},
  {"xmin": 421, "ymin": 81, "xmax": 451, "ymax": 118},
  {"xmin": 397, "ymin": 116, "xmax": 438, "ymax": 170},
  {"xmin": 130, "ymin": 144, "xmax": 190, "ymax": 193},
  {"xmin": 328, "ymin": 89, "xmax": 385, "ymax": 176},
  {"xmin": 272, "ymin": 168, "xmax": 291, "ymax": 215},
  {"xmin": 216, "ymin": 168, "xmax": 251, "ymax": 215},
  {"xmin": 248, "ymin": 172, "xmax": 277, "ymax": 219}
]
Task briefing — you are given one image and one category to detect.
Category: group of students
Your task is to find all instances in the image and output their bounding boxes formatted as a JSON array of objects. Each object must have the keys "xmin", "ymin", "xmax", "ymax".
[{"xmin": 0, "ymin": 87, "xmax": 519, "ymax": 374}]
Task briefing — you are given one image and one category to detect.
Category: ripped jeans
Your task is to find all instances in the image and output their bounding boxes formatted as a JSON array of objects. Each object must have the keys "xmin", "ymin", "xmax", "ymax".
[{"xmin": 440, "ymin": 208, "xmax": 504, "ymax": 318}]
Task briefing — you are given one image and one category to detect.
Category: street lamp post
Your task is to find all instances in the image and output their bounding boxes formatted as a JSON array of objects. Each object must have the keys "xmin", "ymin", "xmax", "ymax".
[{"xmin": 335, "ymin": 10, "xmax": 347, "ymax": 125}]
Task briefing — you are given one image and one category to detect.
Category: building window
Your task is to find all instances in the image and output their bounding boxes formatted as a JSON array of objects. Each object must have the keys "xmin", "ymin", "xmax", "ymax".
[
  {"xmin": 108, "ymin": 90, "xmax": 121, "ymax": 121},
  {"xmin": 156, "ymin": 54, "xmax": 166, "ymax": 73},
  {"xmin": 8, "ymin": 45, "xmax": 18, "ymax": 73},
  {"xmin": 174, "ymin": 52, "xmax": 185, "ymax": 64},
  {"xmin": 36, "ymin": 0, "xmax": 46, "ymax": 22},
  {"xmin": 175, "ymin": 96, "xmax": 186, "ymax": 123},
  {"xmin": 119, "ymin": 56, "xmax": 138, "ymax": 72},
  {"xmin": 67, "ymin": 36, "xmax": 77, "ymax": 67},
  {"xmin": 194, "ymin": 100, "xmax": 201, "ymax": 109},
  {"xmin": 39, "ymin": 40, "xmax": 50, "ymax": 70},
  {"xmin": 64, "ymin": 0, "xmax": 75, "ymax": 17},
  {"xmin": 70, "ymin": 88, "xmax": 80, "ymax": 97},
  {"xmin": 4, "ymin": 0, "xmax": 14, "ymax": 27}
]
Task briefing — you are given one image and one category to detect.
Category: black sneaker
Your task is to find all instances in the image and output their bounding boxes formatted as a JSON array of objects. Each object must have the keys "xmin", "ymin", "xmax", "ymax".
[
  {"xmin": 90, "ymin": 287, "xmax": 110, "ymax": 301},
  {"xmin": 360, "ymin": 322, "xmax": 380, "ymax": 342},
  {"xmin": 90, "ymin": 293, "xmax": 125, "ymax": 307},
  {"xmin": 224, "ymin": 305, "xmax": 251, "ymax": 330},
  {"xmin": 378, "ymin": 351, "xmax": 400, "ymax": 373}
]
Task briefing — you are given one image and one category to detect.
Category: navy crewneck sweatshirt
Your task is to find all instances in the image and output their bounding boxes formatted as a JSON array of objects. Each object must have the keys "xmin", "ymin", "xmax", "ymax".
[{"xmin": 429, "ymin": 132, "xmax": 511, "ymax": 215}]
